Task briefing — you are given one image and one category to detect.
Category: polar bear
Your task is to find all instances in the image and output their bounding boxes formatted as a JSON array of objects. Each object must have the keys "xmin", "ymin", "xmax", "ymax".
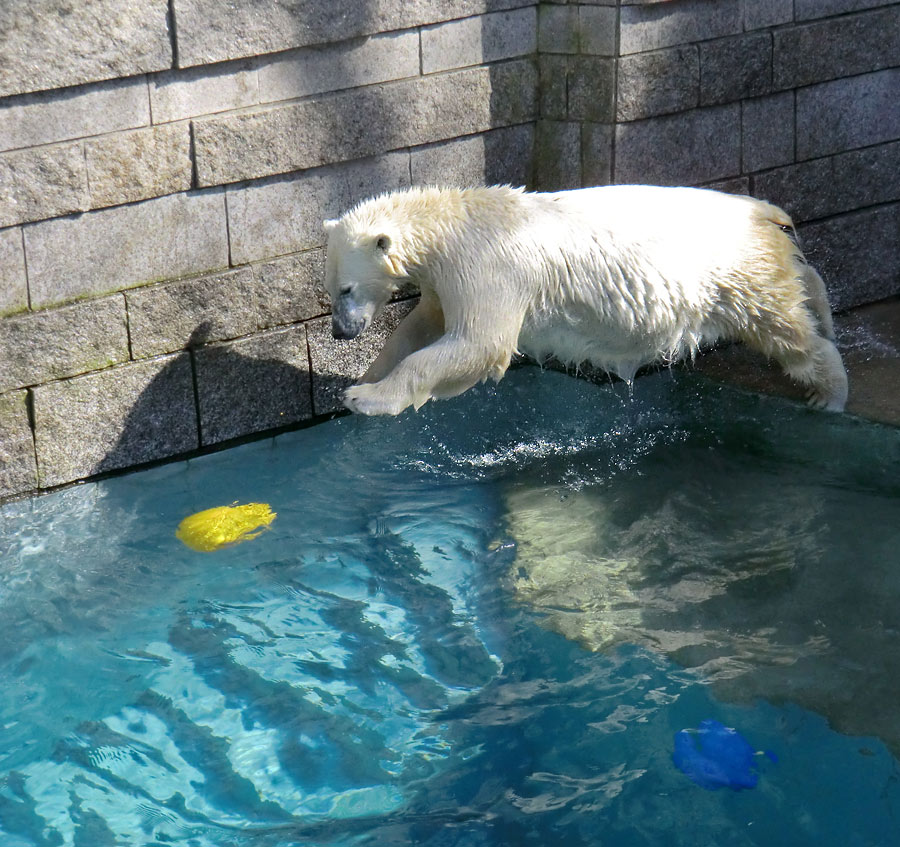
[{"xmin": 323, "ymin": 185, "xmax": 848, "ymax": 416}]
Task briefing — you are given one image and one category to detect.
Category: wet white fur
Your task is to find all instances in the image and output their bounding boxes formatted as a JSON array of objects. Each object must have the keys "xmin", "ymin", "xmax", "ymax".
[{"xmin": 323, "ymin": 185, "xmax": 848, "ymax": 416}]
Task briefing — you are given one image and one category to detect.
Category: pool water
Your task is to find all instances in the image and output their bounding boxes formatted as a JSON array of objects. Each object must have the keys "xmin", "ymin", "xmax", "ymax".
[{"xmin": 1, "ymin": 367, "xmax": 899, "ymax": 846}]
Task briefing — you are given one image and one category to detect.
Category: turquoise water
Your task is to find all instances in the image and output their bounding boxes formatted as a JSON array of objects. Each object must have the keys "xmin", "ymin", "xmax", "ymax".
[{"xmin": 1, "ymin": 367, "xmax": 899, "ymax": 846}]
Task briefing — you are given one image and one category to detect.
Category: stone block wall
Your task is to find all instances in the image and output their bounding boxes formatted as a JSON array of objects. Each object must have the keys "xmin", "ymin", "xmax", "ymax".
[
  {"xmin": 0, "ymin": 1, "xmax": 538, "ymax": 499},
  {"xmin": 535, "ymin": 0, "xmax": 900, "ymax": 311},
  {"xmin": 1, "ymin": 0, "xmax": 899, "ymax": 500}
]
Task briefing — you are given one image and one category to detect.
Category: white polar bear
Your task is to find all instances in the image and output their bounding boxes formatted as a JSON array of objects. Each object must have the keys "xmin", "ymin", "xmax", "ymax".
[{"xmin": 323, "ymin": 185, "xmax": 848, "ymax": 416}]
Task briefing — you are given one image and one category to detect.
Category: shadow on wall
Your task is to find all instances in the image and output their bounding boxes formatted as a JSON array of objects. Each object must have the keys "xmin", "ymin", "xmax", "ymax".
[
  {"xmin": 94, "ymin": 4, "xmax": 541, "ymax": 481},
  {"xmin": 484, "ymin": 13, "xmax": 538, "ymax": 189},
  {"xmin": 93, "ymin": 323, "xmax": 315, "ymax": 476},
  {"xmin": 90, "ymin": 3, "xmax": 399, "ymax": 478}
]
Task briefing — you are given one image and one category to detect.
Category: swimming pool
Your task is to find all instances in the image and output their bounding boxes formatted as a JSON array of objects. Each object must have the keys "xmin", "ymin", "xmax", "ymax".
[{"xmin": 1, "ymin": 367, "xmax": 899, "ymax": 846}]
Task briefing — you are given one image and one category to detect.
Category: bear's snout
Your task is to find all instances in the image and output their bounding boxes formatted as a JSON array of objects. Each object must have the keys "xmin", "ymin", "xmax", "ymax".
[{"xmin": 332, "ymin": 315, "xmax": 367, "ymax": 340}]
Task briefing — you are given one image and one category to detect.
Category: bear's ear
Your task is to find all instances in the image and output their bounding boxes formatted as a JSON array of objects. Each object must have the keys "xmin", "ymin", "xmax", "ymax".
[
  {"xmin": 323, "ymin": 218, "xmax": 339, "ymax": 233},
  {"xmin": 374, "ymin": 234, "xmax": 406, "ymax": 277}
]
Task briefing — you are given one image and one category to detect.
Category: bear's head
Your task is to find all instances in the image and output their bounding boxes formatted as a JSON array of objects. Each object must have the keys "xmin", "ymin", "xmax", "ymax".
[{"xmin": 323, "ymin": 217, "xmax": 408, "ymax": 340}]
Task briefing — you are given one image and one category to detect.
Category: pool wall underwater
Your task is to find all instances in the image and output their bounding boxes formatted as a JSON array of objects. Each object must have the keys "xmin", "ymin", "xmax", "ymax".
[{"xmin": 2, "ymin": 369, "xmax": 900, "ymax": 846}]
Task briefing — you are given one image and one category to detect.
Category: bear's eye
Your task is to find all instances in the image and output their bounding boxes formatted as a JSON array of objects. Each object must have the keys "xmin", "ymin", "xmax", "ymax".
[{"xmin": 339, "ymin": 285, "xmax": 352, "ymax": 297}]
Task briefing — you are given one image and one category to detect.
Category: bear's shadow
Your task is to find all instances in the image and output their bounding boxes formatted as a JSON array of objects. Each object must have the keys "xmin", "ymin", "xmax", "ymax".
[{"xmin": 94, "ymin": 322, "xmax": 354, "ymax": 477}]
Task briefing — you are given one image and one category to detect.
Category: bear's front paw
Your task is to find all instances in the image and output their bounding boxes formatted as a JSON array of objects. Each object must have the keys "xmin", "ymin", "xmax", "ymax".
[{"xmin": 343, "ymin": 383, "xmax": 411, "ymax": 416}]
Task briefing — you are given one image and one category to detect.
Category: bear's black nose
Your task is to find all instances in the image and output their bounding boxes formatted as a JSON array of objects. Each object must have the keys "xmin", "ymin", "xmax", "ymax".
[{"xmin": 332, "ymin": 318, "xmax": 362, "ymax": 340}]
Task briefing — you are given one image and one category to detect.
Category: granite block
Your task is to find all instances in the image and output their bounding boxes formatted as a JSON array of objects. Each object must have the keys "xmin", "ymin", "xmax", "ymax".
[
  {"xmin": 150, "ymin": 62, "xmax": 259, "ymax": 124},
  {"xmin": 538, "ymin": 5, "xmax": 579, "ymax": 54},
  {"xmin": 307, "ymin": 300, "xmax": 416, "ymax": 416},
  {"xmin": 742, "ymin": 0, "xmax": 793, "ymax": 30},
  {"xmin": 226, "ymin": 153, "xmax": 411, "ymax": 265},
  {"xmin": 741, "ymin": 92, "xmax": 794, "ymax": 174},
  {"xmin": 253, "ymin": 249, "xmax": 330, "ymax": 329},
  {"xmin": 173, "ymin": 0, "xmax": 525, "ymax": 67},
  {"xmin": 0, "ymin": 390, "xmax": 37, "ymax": 500},
  {"xmin": 488, "ymin": 58, "xmax": 539, "ymax": 125},
  {"xmin": 534, "ymin": 120, "xmax": 581, "ymax": 191},
  {"xmin": 0, "ymin": 142, "xmax": 89, "ymax": 228},
  {"xmin": 410, "ymin": 124, "xmax": 534, "ymax": 187},
  {"xmin": 32, "ymin": 354, "xmax": 198, "ymax": 487},
  {"xmin": 539, "ymin": 55, "xmax": 569, "ymax": 120},
  {"xmin": 705, "ymin": 176, "xmax": 750, "ymax": 195},
  {"xmin": 700, "ymin": 32, "xmax": 772, "ymax": 106},
  {"xmin": 0, "ymin": 226, "xmax": 27, "ymax": 316},
  {"xmin": 615, "ymin": 104, "xmax": 740, "ymax": 186},
  {"xmin": 0, "ymin": 78, "xmax": 150, "ymax": 154},
  {"xmin": 796, "ymin": 69, "xmax": 900, "ymax": 160},
  {"xmin": 0, "ymin": 295, "xmax": 129, "ymax": 392},
  {"xmin": 259, "ymin": 31, "xmax": 419, "ymax": 102},
  {"xmin": 774, "ymin": 7, "xmax": 900, "ymax": 90},
  {"xmin": 194, "ymin": 325, "xmax": 311, "ymax": 445},
  {"xmin": 194, "ymin": 61, "xmax": 537, "ymax": 186},
  {"xmin": 85, "ymin": 123, "xmax": 192, "ymax": 208},
  {"xmin": 567, "ymin": 56, "xmax": 615, "ymax": 122},
  {"xmin": 481, "ymin": 5, "xmax": 539, "ymax": 63},
  {"xmin": 24, "ymin": 189, "xmax": 229, "ymax": 308},
  {"xmin": 126, "ymin": 268, "xmax": 258, "ymax": 359},
  {"xmin": 422, "ymin": 8, "xmax": 537, "ymax": 74},
  {"xmin": 620, "ymin": 0, "xmax": 742, "ymax": 55},
  {"xmin": 582, "ymin": 123, "xmax": 614, "ymax": 187},
  {"xmin": 753, "ymin": 141, "xmax": 900, "ymax": 224},
  {"xmin": 579, "ymin": 6, "xmax": 616, "ymax": 56},
  {"xmin": 0, "ymin": 0, "xmax": 170, "ymax": 98},
  {"xmin": 799, "ymin": 203, "xmax": 900, "ymax": 311},
  {"xmin": 795, "ymin": 0, "xmax": 896, "ymax": 22},
  {"xmin": 617, "ymin": 46, "xmax": 699, "ymax": 122}
]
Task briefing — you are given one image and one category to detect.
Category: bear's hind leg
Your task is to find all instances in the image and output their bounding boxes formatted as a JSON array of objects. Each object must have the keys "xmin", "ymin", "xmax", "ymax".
[
  {"xmin": 802, "ymin": 265, "xmax": 837, "ymax": 342},
  {"xmin": 775, "ymin": 332, "xmax": 849, "ymax": 412},
  {"xmin": 737, "ymin": 262, "xmax": 847, "ymax": 412}
]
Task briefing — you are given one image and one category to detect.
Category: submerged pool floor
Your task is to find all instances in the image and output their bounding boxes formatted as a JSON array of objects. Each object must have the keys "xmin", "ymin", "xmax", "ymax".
[{"xmin": 1, "ymin": 368, "xmax": 899, "ymax": 846}]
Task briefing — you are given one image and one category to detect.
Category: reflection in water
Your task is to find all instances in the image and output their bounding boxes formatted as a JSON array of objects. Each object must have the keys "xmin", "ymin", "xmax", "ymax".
[
  {"xmin": 503, "ymin": 405, "xmax": 900, "ymax": 755},
  {"xmin": 505, "ymin": 472, "xmax": 824, "ymax": 659}
]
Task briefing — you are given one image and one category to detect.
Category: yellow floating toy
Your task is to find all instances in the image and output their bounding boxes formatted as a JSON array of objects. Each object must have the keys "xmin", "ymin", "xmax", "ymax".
[{"xmin": 176, "ymin": 502, "xmax": 276, "ymax": 552}]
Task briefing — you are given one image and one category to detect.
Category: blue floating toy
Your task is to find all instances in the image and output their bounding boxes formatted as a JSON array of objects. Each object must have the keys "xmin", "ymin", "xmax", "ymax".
[{"xmin": 673, "ymin": 719, "xmax": 775, "ymax": 790}]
